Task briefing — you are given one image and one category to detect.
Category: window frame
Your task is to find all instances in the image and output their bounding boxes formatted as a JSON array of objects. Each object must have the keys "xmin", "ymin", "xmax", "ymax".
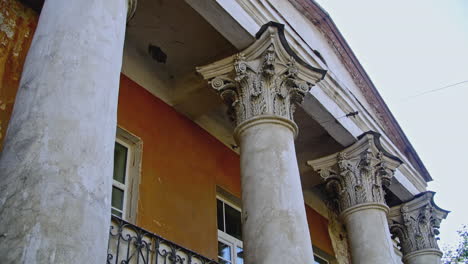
[
  {"xmin": 313, "ymin": 254, "xmax": 329, "ymax": 264},
  {"xmin": 111, "ymin": 138, "xmax": 132, "ymax": 218},
  {"xmin": 216, "ymin": 195, "xmax": 243, "ymax": 264},
  {"xmin": 112, "ymin": 127, "xmax": 142, "ymax": 224},
  {"xmin": 312, "ymin": 246, "xmax": 333, "ymax": 264},
  {"xmin": 216, "ymin": 194, "xmax": 333, "ymax": 264}
]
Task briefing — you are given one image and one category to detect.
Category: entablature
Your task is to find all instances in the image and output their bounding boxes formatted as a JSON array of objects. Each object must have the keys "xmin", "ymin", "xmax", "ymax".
[{"xmin": 186, "ymin": 0, "xmax": 430, "ymax": 197}]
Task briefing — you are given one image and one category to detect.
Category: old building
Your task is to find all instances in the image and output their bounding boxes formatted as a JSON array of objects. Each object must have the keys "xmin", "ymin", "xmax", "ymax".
[{"xmin": 0, "ymin": 0, "xmax": 449, "ymax": 263}]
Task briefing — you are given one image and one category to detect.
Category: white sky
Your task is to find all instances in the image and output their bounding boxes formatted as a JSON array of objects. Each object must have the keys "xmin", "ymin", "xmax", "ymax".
[{"xmin": 314, "ymin": 0, "xmax": 468, "ymax": 247}]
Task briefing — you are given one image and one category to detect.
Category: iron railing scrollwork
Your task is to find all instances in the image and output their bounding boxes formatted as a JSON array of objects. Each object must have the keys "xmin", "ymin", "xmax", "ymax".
[{"xmin": 107, "ymin": 215, "xmax": 219, "ymax": 264}]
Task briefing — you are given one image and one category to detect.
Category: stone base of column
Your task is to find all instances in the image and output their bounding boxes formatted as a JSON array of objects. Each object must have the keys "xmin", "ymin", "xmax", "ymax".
[{"xmin": 403, "ymin": 249, "xmax": 443, "ymax": 264}]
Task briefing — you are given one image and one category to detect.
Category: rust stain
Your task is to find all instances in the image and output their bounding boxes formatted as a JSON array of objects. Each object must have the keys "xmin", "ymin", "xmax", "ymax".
[{"xmin": 0, "ymin": 0, "xmax": 38, "ymax": 151}]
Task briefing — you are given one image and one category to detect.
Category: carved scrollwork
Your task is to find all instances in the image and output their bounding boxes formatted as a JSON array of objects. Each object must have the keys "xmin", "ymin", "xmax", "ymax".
[
  {"xmin": 308, "ymin": 132, "xmax": 403, "ymax": 213},
  {"xmin": 324, "ymin": 150, "xmax": 393, "ymax": 212},
  {"xmin": 197, "ymin": 23, "xmax": 326, "ymax": 129},
  {"xmin": 388, "ymin": 192, "xmax": 449, "ymax": 256},
  {"xmin": 208, "ymin": 45, "xmax": 314, "ymax": 126},
  {"xmin": 210, "ymin": 77, "xmax": 242, "ymax": 123}
]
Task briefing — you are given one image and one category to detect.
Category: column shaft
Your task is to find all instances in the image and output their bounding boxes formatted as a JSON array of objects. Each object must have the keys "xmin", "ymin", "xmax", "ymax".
[
  {"xmin": 197, "ymin": 23, "xmax": 327, "ymax": 264},
  {"xmin": 343, "ymin": 205, "xmax": 396, "ymax": 264},
  {"xmin": 238, "ymin": 118, "xmax": 314, "ymax": 264},
  {"xmin": 0, "ymin": 0, "xmax": 128, "ymax": 262}
]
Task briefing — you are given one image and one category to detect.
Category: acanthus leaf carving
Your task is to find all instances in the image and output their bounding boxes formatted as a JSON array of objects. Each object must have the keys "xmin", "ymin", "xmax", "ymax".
[
  {"xmin": 388, "ymin": 192, "xmax": 449, "ymax": 256},
  {"xmin": 308, "ymin": 132, "xmax": 402, "ymax": 213},
  {"xmin": 197, "ymin": 23, "xmax": 326, "ymax": 128},
  {"xmin": 208, "ymin": 46, "xmax": 314, "ymax": 126}
]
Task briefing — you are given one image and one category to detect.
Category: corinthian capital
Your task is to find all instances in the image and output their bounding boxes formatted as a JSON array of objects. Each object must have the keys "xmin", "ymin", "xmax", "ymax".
[
  {"xmin": 307, "ymin": 132, "xmax": 403, "ymax": 213},
  {"xmin": 388, "ymin": 191, "xmax": 449, "ymax": 256},
  {"xmin": 196, "ymin": 22, "xmax": 326, "ymax": 130}
]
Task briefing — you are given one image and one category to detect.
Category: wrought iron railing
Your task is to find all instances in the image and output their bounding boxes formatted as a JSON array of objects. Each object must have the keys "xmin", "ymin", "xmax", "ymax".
[{"xmin": 107, "ymin": 215, "xmax": 219, "ymax": 264}]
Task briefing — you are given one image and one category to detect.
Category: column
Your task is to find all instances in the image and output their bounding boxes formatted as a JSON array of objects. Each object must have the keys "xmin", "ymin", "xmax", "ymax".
[
  {"xmin": 0, "ymin": 0, "xmax": 134, "ymax": 263},
  {"xmin": 389, "ymin": 192, "xmax": 449, "ymax": 264},
  {"xmin": 197, "ymin": 22, "xmax": 327, "ymax": 263},
  {"xmin": 308, "ymin": 132, "xmax": 403, "ymax": 264}
]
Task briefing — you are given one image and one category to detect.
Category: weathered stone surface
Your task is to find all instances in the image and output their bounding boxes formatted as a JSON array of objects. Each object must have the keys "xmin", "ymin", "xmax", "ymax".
[
  {"xmin": 198, "ymin": 22, "xmax": 326, "ymax": 264},
  {"xmin": 327, "ymin": 211, "xmax": 351, "ymax": 264},
  {"xmin": 238, "ymin": 119, "xmax": 314, "ymax": 263},
  {"xmin": 0, "ymin": 0, "xmax": 128, "ymax": 262},
  {"xmin": 308, "ymin": 132, "xmax": 402, "ymax": 213},
  {"xmin": 389, "ymin": 192, "xmax": 449, "ymax": 264},
  {"xmin": 309, "ymin": 132, "xmax": 403, "ymax": 264},
  {"xmin": 197, "ymin": 22, "xmax": 326, "ymax": 130},
  {"xmin": 342, "ymin": 203, "xmax": 397, "ymax": 264}
]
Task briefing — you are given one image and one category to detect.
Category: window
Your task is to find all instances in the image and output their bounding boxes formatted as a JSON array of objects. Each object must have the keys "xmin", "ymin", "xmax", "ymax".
[
  {"xmin": 111, "ymin": 127, "xmax": 142, "ymax": 223},
  {"xmin": 314, "ymin": 254, "xmax": 329, "ymax": 264},
  {"xmin": 312, "ymin": 246, "xmax": 332, "ymax": 264},
  {"xmin": 217, "ymin": 197, "xmax": 243, "ymax": 264},
  {"xmin": 111, "ymin": 139, "xmax": 131, "ymax": 218},
  {"xmin": 216, "ymin": 194, "xmax": 330, "ymax": 264}
]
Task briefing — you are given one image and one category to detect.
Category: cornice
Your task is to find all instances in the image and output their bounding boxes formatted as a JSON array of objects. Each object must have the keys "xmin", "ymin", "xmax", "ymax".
[
  {"xmin": 228, "ymin": 0, "xmax": 429, "ymax": 191},
  {"xmin": 317, "ymin": 77, "xmax": 427, "ymax": 191},
  {"xmin": 287, "ymin": 0, "xmax": 432, "ymax": 182}
]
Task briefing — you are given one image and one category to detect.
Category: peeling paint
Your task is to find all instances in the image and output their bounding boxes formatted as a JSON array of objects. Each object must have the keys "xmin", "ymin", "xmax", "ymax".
[
  {"xmin": 0, "ymin": 0, "xmax": 38, "ymax": 151},
  {"xmin": 328, "ymin": 211, "xmax": 352, "ymax": 264}
]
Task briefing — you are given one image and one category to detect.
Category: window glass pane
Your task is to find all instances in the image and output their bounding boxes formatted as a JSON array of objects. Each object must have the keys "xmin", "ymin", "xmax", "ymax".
[
  {"xmin": 218, "ymin": 241, "xmax": 232, "ymax": 261},
  {"xmin": 217, "ymin": 200, "xmax": 224, "ymax": 231},
  {"xmin": 225, "ymin": 203, "xmax": 242, "ymax": 240},
  {"xmin": 113, "ymin": 142, "xmax": 128, "ymax": 184},
  {"xmin": 236, "ymin": 247, "xmax": 244, "ymax": 264},
  {"xmin": 112, "ymin": 186, "xmax": 124, "ymax": 210}
]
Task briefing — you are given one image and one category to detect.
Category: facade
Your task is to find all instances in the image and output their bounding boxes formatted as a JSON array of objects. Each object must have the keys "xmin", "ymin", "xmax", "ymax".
[{"xmin": 0, "ymin": 0, "xmax": 448, "ymax": 264}]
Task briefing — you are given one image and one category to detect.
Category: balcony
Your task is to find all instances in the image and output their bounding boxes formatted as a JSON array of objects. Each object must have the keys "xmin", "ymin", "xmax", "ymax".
[{"xmin": 107, "ymin": 216, "xmax": 219, "ymax": 264}]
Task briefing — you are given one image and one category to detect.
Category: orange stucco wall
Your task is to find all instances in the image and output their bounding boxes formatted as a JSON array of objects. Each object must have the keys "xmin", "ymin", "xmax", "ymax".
[
  {"xmin": 117, "ymin": 74, "xmax": 241, "ymax": 259},
  {"xmin": 117, "ymin": 74, "xmax": 334, "ymax": 259},
  {"xmin": 306, "ymin": 205, "xmax": 335, "ymax": 256},
  {"xmin": 0, "ymin": 0, "xmax": 37, "ymax": 150}
]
